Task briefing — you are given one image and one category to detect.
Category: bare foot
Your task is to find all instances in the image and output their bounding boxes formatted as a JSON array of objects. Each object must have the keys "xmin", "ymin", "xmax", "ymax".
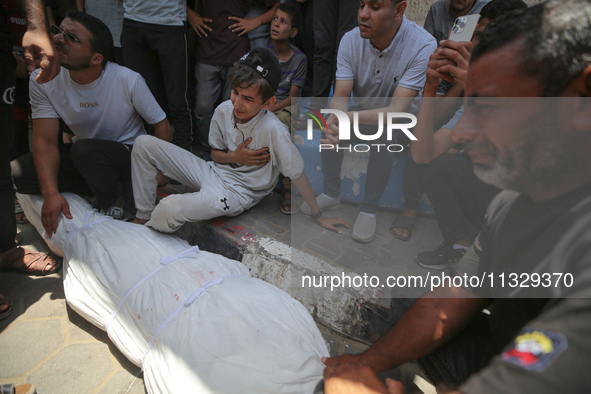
[{"xmin": 131, "ymin": 218, "xmax": 148, "ymax": 225}]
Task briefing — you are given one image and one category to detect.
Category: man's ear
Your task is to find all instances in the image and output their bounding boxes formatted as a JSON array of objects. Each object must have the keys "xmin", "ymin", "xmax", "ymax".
[
  {"xmin": 90, "ymin": 52, "xmax": 104, "ymax": 66},
  {"xmin": 394, "ymin": 1, "xmax": 407, "ymax": 19},
  {"xmin": 290, "ymin": 27, "xmax": 298, "ymax": 39},
  {"xmin": 262, "ymin": 95, "xmax": 277, "ymax": 110}
]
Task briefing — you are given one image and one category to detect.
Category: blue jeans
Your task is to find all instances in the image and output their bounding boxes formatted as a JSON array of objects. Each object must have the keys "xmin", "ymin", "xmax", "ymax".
[{"xmin": 320, "ymin": 126, "xmax": 400, "ymax": 214}]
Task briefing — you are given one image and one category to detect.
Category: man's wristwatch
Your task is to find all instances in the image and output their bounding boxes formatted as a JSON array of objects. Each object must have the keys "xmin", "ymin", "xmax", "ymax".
[{"xmin": 312, "ymin": 210, "xmax": 323, "ymax": 220}]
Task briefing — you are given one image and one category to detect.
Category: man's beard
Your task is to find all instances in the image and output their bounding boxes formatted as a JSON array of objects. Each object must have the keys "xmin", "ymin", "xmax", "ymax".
[
  {"xmin": 468, "ymin": 110, "xmax": 577, "ymax": 197},
  {"xmin": 62, "ymin": 59, "xmax": 92, "ymax": 71}
]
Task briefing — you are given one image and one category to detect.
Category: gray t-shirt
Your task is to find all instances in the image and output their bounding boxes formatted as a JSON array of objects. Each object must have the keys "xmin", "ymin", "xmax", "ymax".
[
  {"xmin": 268, "ymin": 44, "xmax": 307, "ymax": 102},
  {"xmin": 424, "ymin": 0, "xmax": 490, "ymax": 43},
  {"xmin": 30, "ymin": 62, "xmax": 165, "ymax": 145},
  {"xmin": 336, "ymin": 16, "xmax": 436, "ymax": 111},
  {"xmin": 85, "ymin": 0, "xmax": 124, "ymax": 47},
  {"xmin": 209, "ymin": 100, "xmax": 304, "ymax": 208},
  {"xmin": 123, "ymin": 0, "xmax": 186, "ymax": 26}
]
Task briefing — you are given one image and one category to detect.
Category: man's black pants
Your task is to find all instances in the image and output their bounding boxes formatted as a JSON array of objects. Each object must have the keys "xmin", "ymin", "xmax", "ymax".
[{"xmin": 13, "ymin": 139, "xmax": 132, "ymax": 209}]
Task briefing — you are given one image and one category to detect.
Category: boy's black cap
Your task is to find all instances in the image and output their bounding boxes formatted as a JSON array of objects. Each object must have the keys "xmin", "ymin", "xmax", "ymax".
[{"xmin": 238, "ymin": 47, "xmax": 281, "ymax": 92}]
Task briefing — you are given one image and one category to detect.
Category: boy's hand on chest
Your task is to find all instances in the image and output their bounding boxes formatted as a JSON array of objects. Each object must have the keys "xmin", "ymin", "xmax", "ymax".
[{"xmin": 231, "ymin": 137, "xmax": 271, "ymax": 167}]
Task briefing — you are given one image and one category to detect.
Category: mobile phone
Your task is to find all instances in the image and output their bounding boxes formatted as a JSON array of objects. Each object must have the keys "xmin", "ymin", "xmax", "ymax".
[{"xmin": 448, "ymin": 14, "xmax": 480, "ymax": 42}]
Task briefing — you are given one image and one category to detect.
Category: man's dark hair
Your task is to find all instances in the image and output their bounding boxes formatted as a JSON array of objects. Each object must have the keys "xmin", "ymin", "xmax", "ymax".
[
  {"xmin": 65, "ymin": 10, "xmax": 113, "ymax": 67},
  {"xmin": 277, "ymin": 3, "xmax": 300, "ymax": 31},
  {"xmin": 472, "ymin": 0, "xmax": 591, "ymax": 96},
  {"xmin": 230, "ymin": 52, "xmax": 276, "ymax": 102},
  {"xmin": 479, "ymin": 0, "xmax": 527, "ymax": 22}
]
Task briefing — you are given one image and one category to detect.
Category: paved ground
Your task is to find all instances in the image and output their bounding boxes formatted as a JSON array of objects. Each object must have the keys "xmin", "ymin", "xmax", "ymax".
[{"xmin": 1, "ymin": 191, "xmax": 441, "ymax": 393}]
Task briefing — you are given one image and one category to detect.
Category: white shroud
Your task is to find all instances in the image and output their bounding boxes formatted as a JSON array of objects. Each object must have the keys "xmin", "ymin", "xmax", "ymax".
[{"xmin": 18, "ymin": 193, "xmax": 328, "ymax": 394}]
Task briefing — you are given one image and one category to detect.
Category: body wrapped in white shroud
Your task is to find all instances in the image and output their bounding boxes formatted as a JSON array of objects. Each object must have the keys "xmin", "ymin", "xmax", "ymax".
[{"xmin": 18, "ymin": 193, "xmax": 328, "ymax": 393}]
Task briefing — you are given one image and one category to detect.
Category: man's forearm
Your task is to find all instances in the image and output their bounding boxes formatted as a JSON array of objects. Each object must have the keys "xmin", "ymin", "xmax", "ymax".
[
  {"xmin": 411, "ymin": 83, "xmax": 438, "ymax": 164},
  {"xmin": 359, "ymin": 287, "xmax": 488, "ymax": 373},
  {"xmin": 33, "ymin": 139, "xmax": 61, "ymax": 198},
  {"xmin": 210, "ymin": 148, "xmax": 234, "ymax": 164},
  {"xmin": 23, "ymin": 0, "xmax": 48, "ymax": 32},
  {"xmin": 153, "ymin": 118, "xmax": 171, "ymax": 142}
]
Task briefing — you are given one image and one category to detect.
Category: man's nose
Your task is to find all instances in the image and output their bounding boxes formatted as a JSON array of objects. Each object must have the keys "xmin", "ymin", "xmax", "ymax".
[
  {"xmin": 451, "ymin": 111, "xmax": 480, "ymax": 143},
  {"xmin": 359, "ymin": 6, "xmax": 369, "ymax": 19}
]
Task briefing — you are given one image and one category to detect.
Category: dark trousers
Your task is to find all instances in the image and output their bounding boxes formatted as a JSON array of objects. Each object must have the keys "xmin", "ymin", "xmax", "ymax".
[
  {"xmin": 312, "ymin": 0, "xmax": 358, "ymax": 98},
  {"xmin": 121, "ymin": 22, "xmax": 192, "ymax": 150},
  {"xmin": 403, "ymin": 154, "xmax": 425, "ymax": 206},
  {"xmin": 1, "ymin": 51, "xmax": 17, "ymax": 253},
  {"xmin": 423, "ymin": 154, "xmax": 500, "ymax": 244},
  {"xmin": 321, "ymin": 130, "xmax": 398, "ymax": 214},
  {"xmin": 13, "ymin": 139, "xmax": 132, "ymax": 209}
]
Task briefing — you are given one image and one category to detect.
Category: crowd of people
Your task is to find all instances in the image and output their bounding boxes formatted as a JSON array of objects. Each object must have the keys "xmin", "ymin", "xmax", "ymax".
[{"xmin": 2, "ymin": 0, "xmax": 591, "ymax": 393}]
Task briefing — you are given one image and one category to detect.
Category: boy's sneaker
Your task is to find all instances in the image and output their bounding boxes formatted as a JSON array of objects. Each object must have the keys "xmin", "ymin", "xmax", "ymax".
[
  {"xmin": 416, "ymin": 243, "xmax": 466, "ymax": 270},
  {"xmin": 99, "ymin": 206, "xmax": 124, "ymax": 220},
  {"xmin": 300, "ymin": 194, "xmax": 341, "ymax": 215}
]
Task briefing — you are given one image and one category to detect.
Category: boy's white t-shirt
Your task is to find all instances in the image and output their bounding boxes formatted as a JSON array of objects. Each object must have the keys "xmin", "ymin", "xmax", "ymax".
[
  {"xmin": 209, "ymin": 100, "xmax": 304, "ymax": 208},
  {"xmin": 30, "ymin": 62, "xmax": 166, "ymax": 145}
]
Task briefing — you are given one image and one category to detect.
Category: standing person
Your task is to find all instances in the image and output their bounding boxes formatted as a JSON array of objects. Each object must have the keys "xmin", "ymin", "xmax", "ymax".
[
  {"xmin": 312, "ymin": 0, "xmax": 357, "ymax": 100},
  {"xmin": 301, "ymin": 0, "xmax": 436, "ymax": 244},
  {"xmin": 187, "ymin": 0, "xmax": 251, "ymax": 157},
  {"xmin": 120, "ymin": 0, "xmax": 192, "ymax": 151},
  {"xmin": 286, "ymin": 0, "xmax": 313, "ymax": 97},
  {"xmin": 76, "ymin": 0, "xmax": 125, "ymax": 65},
  {"xmin": 266, "ymin": 2, "xmax": 307, "ymax": 214},
  {"xmin": 1, "ymin": 0, "xmax": 60, "ymax": 319}
]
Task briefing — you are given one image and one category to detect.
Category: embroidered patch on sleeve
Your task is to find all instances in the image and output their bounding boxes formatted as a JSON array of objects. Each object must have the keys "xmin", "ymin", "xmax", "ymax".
[{"xmin": 502, "ymin": 327, "xmax": 568, "ymax": 372}]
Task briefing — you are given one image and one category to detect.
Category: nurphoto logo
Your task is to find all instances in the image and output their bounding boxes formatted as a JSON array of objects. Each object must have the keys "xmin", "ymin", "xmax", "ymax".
[{"xmin": 304, "ymin": 108, "xmax": 418, "ymax": 152}]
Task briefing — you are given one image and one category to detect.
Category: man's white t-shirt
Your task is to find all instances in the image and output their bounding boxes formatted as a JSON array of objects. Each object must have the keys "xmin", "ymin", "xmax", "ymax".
[{"xmin": 30, "ymin": 62, "xmax": 165, "ymax": 145}]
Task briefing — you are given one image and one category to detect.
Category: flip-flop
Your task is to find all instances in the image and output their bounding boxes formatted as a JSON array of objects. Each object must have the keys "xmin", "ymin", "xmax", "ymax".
[
  {"xmin": 15, "ymin": 202, "xmax": 29, "ymax": 224},
  {"xmin": 389, "ymin": 214, "xmax": 415, "ymax": 242},
  {"xmin": 280, "ymin": 185, "xmax": 299, "ymax": 215},
  {"xmin": 0, "ymin": 247, "xmax": 61, "ymax": 276}
]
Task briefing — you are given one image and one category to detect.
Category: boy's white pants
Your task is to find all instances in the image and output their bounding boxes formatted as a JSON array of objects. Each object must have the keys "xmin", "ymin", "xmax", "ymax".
[{"xmin": 132, "ymin": 135, "xmax": 245, "ymax": 233}]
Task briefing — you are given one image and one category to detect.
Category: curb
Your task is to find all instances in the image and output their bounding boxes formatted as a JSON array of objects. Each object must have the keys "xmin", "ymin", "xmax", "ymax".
[{"xmin": 175, "ymin": 218, "xmax": 392, "ymax": 343}]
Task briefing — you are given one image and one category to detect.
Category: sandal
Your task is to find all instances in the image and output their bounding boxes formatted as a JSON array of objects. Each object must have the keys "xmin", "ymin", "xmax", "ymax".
[
  {"xmin": 0, "ymin": 293, "xmax": 12, "ymax": 321},
  {"xmin": 280, "ymin": 184, "xmax": 299, "ymax": 215},
  {"xmin": 15, "ymin": 202, "xmax": 29, "ymax": 224},
  {"xmin": 0, "ymin": 383, "xmax": 36, "ymax": 394},
  {"xmin": 389, "ymin": 214, "xmax": 415, "ymax": 242},
  {"xmin": 0, "ymin": 247, "xmax": 61, "ymax": 276}
]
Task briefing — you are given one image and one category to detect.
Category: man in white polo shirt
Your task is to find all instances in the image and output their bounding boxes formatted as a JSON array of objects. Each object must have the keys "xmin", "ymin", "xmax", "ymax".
[{"xmin": 301, "ymin": 0, "xmax": 436, "ymax": 243}]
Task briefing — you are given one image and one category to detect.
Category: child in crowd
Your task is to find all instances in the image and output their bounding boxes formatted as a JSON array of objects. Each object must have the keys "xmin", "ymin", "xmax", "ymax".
[
  {"xmin": 131, "ymin": 48, "xmax": 349, "ymax": 234},
  {"xmin": 266, "ymin": 3, "xmax": 307, "ymax": 214}
]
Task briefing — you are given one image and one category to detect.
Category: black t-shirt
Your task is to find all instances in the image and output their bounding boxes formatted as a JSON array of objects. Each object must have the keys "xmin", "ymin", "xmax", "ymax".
[{"xmin": 455, "ymin": 183, "xmax": 591, "ymax": 393}]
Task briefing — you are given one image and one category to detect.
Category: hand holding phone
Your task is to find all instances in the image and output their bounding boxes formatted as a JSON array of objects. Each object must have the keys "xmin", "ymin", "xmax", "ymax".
[{"xmin": 448, "ymin": 14, "xmax": 480, "ymax": 42}]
